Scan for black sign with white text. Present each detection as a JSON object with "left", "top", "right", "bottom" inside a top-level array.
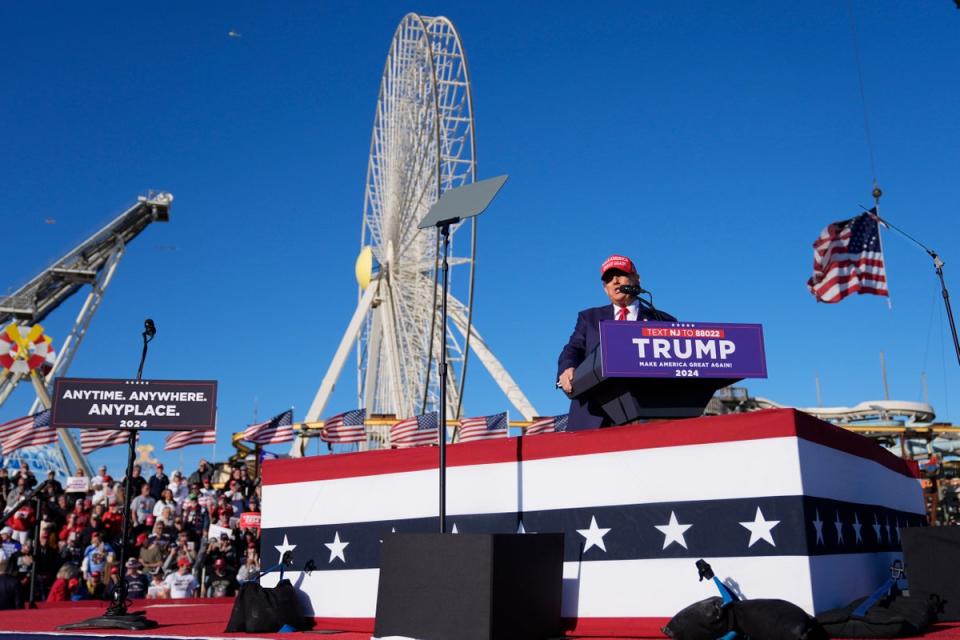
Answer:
[{"left": 51, "top": 378, "right": 217, "bottom": 431}]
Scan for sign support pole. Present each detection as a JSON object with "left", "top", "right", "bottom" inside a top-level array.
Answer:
[{"left": 58, "top": 320, "right": 158, "bottom": 631}]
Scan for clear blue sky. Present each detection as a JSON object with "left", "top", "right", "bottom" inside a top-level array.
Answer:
[{"left": 1, "top": 1, "right": 958, "bottom": 475}]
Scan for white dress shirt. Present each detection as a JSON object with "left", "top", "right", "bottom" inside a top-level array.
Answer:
[{"left": 612, "top": 299, "right": 642, "bottom": 321}]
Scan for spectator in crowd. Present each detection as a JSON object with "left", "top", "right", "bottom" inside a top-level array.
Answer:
[
  {"left": 138, "top": 535, "right": 164, "bottom": 574},
  {"left": 199, "top": 477, "right": 216, "bottom": 502},
  {"left": 148, "top": 463, "right": 168, "bottom": 500},
  {"left": 146, "top": 569, "right": 168, "bottom": 599},
  {"left": 16, "top": 463, "right": 37, "bottom": 490},
  {"left": 153, "top": 488, "right": 177, "bottom": 519},
  {"left": 82, "top": 570, "right": 105, "bottom": 599},
  {"left": 188, "top": 459, "right": 214, "bottom": 487},
  {"left": 0, "top": 467, "right": 10, "bottom": 502},
  {"left": 168, "top": 471, "right": 189, "bottom": 509},
  {"left": 46, "top": 562, "right": 80, "bottom": 602},
  {"left": 128, "top": 464, "right": 147, "bottom": 498},
  {"left": 124, "top": 558, "right": 149, "bottom": 600},
  {"left": 45, "top": 469, "right": 63, "bottom": 495},
  {"left": 205, "top": 557, "right": 237, "bottom": 597},
  {"left": 93, "top": 465, "right": 114, "bottom": 487},
  {"left": 165, "top": 556, "right": 198, "bottom": 599},
  {"left": 6, "top": 475, "right": 30, "bottom": 506},
  {"left": 0, "top": 549, "right": 22, "bottom": 610},
  {"left": 130, "top": 484, "right": 155, "bottom": 526},
  {"left": 101, "top": 500, "right": 124, "bottom": 540},
  {"left": 8, "top": 496, "right": 36, "bottom": 545}
]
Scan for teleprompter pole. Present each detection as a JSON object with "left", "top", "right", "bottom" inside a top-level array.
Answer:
[
  {"left": 437, "top": 223, "right": 451, "bottom": 533},
  {"left": 416, "top": 175, "right": 509, "bottom": 535}
]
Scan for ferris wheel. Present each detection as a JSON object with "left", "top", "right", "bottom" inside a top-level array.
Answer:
[{"left": 299, "top": 14, "right": 536, "bottom": 447}]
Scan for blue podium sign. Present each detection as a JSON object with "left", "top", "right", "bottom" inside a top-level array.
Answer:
[{"left": 600, "top": 321, "right": 767, "bottom": 379}]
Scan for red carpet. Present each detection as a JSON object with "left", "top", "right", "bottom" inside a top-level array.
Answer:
[{"left": 1, "top": 601, "right": 960, "bottom": 639}]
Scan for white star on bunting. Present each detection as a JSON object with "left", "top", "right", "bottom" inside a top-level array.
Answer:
[
  {"left": 739, "top": 507, "right": 779, "bottom": 547},
  {"left": 577, "top": 515, "right": 611, "bottom": 553},
  {"left": 834, "top": 512, "right": 844, "bottom": 544},
  {"left": 655, "top": 511, "right": 692, "bottom": 550},
  {"left": 873, "top": 514, "right": 883, "bottom": 542},
  {"left": 274, "top": 534, "right": 296, "bottom": 563},
  {"left": 853, "top": 513, "right": 863, "bottom": 544},
  {"left": 451, "top": 523, "right": 459, "bottom": 534},
  {"left": 812, "top": 509, "right": 825, "bottom": 545},
  {"left": 324, "top": 531, "right": 349, "bottom": 563}
]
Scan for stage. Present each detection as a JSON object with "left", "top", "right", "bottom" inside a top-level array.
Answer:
[{"left": 1, "top": 600, "right": 960, "bottom": 639}]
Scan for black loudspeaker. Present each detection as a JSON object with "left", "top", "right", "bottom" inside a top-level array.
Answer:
[
  {"left": 374, "top": 533, "right": 564, "bottom": 640},
  {"left": 902, "top": 526, "right": 960, "bottom": 621}
]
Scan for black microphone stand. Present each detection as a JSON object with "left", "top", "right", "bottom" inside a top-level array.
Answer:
[{"left": 58, "top": 320, "right": 158, "bottom": 631}]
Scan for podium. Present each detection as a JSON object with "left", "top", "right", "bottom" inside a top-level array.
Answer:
[{"left": 570, "top": 321, "right": 767, "bottom": 422}]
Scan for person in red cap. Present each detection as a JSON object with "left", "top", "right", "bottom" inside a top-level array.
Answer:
[{"left": 556, "top": 254, "right": 675, "bottom": 430}]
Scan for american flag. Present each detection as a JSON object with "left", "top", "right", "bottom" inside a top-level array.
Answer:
[
  {"left": 807, "top": 210, "right": 889, "bottom": 303},
  {"left": 0, "top": 409, "right": 57, "bottom": 454},
  {"left": 458, "top": 412, "right": 509, "bottom": 443},
  {"left": 81, "top": 429, "right": 134, "bottom": 454},
  {"left": 390, "top": 412, "right": 439, "bottom": 448},
  {"left": 165, "top": 428, "right": 216, "bottom": 451},
  {"left": 243, "top": 409, "right": 295, "bottom": 445},
  {"left": 321, "top": 409, "right": 366, "bottom": 444},
  {"left": 525, "top": 414, "right": 569, "bottom": 436}
]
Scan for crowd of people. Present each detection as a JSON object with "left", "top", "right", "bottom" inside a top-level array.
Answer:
[{"left": 0, "top": 458, "right": 261, "bottom": 606}]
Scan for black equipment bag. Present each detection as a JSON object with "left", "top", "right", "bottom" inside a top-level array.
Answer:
[
  {"left": 225, "top": 579, "right": 307, "bottom": 633},
  {"left": 731, "top": 598, "right": 825, "bottom": 640},
  {"left": 816, "top": 594, "right": 938, "bottom": 638},
  {"left": 662, "top": 596, "right": 733, "bottom": 640}
]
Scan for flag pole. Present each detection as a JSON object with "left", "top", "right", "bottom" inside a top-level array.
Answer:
[
  {"left": 872, "top": 186, "right": 893, "bottom": 310},
  {"left": 869, "top": 206, "right": 960, "bottom": 367}
]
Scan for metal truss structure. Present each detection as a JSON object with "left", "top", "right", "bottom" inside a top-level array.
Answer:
[
  {"left": 294, "top": 14, "right": 535, "bottom": 455},
  {"left": 0, "top": 192, "right": 172, "bottom": 475}
]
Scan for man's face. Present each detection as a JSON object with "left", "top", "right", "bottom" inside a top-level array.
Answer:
[{"left": 602, "top": 269, "right": 640, "bottom": 306}]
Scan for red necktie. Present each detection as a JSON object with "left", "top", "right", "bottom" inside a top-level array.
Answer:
[{"left": 618, "top": 306, "right": 629, "bottom": 321}]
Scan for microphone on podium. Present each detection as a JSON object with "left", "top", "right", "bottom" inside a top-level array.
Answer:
[{"left": 617, "top": 284, "right": 649, "bottom": 296}]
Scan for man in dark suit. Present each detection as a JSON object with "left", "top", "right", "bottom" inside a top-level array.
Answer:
[{"left": 557, "top": 254, "right": 675, "bottom": 430}]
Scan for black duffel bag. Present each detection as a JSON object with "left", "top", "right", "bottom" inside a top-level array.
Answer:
[
  {"left": 225, "top": 579, "right": 309, "bottom": 633},
  {"left": 732, "top": 598, "right": 826, "bottom": 640},
  {"left": 816, "top": 594, "right": 939, "bottom": 638},
  {"left": 662, "top": 596, "right": 734, "bottom": 640}
]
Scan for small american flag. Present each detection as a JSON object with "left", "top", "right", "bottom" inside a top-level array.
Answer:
[
  {"left": 321, "top": 409, "right": 366, "bottom": 444},
  {"left": 807, "top": 209, "right": 888, "bottom": 303},
  {"left": 243, "top": 409, "right": 295, "bottom": 445},
  {"left": 80, "top": 429, "right": 134, "bottom": 454},
  {"left": 458, "top": 412, "right": 509, "bottom": 443},
  {"left": 390, "top": 412, "right": 439, "bottom": 448},
  {"left": 165, "top": 428, "right": 216, "bottom": 451},
  {"left": 0, "top": 409, "right": 57, "bottom": 454},
  {"left": 525, "top": 414, "right": 569, "bottom": 436}
]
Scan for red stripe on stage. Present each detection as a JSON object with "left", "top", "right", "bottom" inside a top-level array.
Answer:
[
  {"left": 263, "top": 409, "right": 917, "bottom": 485},
  {"left": 310, "top": 616, "right": 672, "bottom": 637}
]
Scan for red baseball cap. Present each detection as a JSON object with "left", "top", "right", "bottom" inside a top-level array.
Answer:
[
  {"left": 600, "top": 254, "right": 636, "bottom": 278},
  {"left": 177, "top": 556, "right": 191, "bottom": 567}
]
